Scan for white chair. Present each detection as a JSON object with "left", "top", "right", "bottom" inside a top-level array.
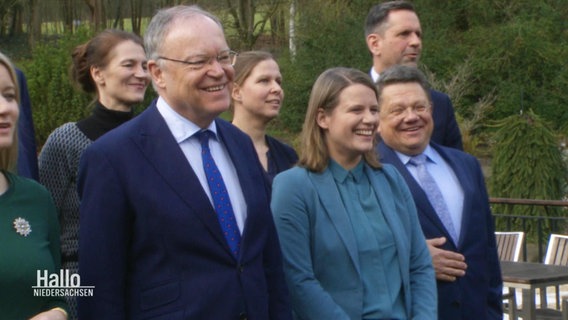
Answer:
[
  {"left": 496, "top": 231, "right": 525, "bottom": 319},
  {"left": 496, "top": 231, "right": 525, "bottom": 262},
  {"left": 540, "top": 234, "right": 568, "bottom": 310}
]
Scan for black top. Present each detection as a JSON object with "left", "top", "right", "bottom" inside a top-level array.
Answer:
[
  {"left": 266, "top": 135, "right": 298, "bottom": 181},
  {"left": 76, "top": 101, "right": 134, "bottom": 141}
]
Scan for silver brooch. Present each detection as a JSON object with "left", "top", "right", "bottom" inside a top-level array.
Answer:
[{"left": 13, "top": 217, "right": 32, "bottom": 237}]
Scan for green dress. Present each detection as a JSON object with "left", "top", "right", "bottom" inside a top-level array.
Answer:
[{"left": 0, "top": 171, "right": 68, "bottom": 319}]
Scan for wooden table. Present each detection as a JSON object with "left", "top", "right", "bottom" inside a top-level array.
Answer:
[{"left": 501, "top": 261, "right": 568, "bottom": 319}]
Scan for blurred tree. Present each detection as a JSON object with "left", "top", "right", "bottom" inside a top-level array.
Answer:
[
  {"left": 417, "top": 0, "right": 567, "bottom": 130},
  {"left": 269, "top": 0, "right": 287, "bottom": 48},
  {"left": 61, "top": 0, "right": 75, "bottom": 32},
  {"left": 9, "top": 0, "right": 23, "bottom": 36},
  {"left": 490, "top": 110, "right": 567, "bottom": 240},
  {"left": 0, "top": 0, "right": 18, "bottom": 36},
  {"left": 28, "top": 0, "right": 41, "bottom": 46},
  {"left": 223, "top": 0, "right": 285, "bottom": 50},
  {"left": 111, "top": 0, "right": 124, "bottom": 29},
  {"left": 21, "top": 29, "right": 93, "bottom": 147},
  {"left": 130, "top": 0, "right": 144, "bottom": 35},
  {"left": 423, "top": 60, "right": 496, "bottom": 157},
  {"left": 83, "top": 0, "right": 106, "bottom": 31},
  {"left": 277, "top": 0, "right": 374, "bottom": 132}
]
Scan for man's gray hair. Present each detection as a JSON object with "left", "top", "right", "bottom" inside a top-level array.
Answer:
[{"left": 144, "top": 5, "right": 223, "bottom": 61}]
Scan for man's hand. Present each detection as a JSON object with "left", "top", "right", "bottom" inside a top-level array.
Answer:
[{"left": 427, "top": 237, "right": 467, "bottom": 282}]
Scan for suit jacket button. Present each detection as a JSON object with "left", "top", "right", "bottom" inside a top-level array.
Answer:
[
  {"left": 239, "top": 312, "right": 247, "bottom": 320},
  {"left": 238, "top": 265, "right": 244, "bottom": 273}
]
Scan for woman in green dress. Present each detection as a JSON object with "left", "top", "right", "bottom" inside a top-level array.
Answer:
[{"left": 0, "top": 51, "right": 68, "bottom": 319}]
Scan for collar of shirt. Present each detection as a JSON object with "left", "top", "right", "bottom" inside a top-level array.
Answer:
[
  {"left": 395, "top": 145, "right": 441, "bottom": 167},
  {"left": 156, "top": 96, "right": 218, "bottom": 143},
  {"left": 155, "top": 96, "right": 247, "bottom": 233},
  {"left": 396, "top": 144, "right": 465, "bottom": 239},
  {"left": 370, "top": 67, "right": 380, "bottom": 83},
  {"left": 329, "top": 159, "right": 365, "bottom": 183}
]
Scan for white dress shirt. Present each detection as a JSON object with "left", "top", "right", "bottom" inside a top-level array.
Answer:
[
  {"left": 370, "top": 67, "right": 380, "bottom": 82},
  {"left": 156, "top": 97, "right": 247, "bottom": 234}
]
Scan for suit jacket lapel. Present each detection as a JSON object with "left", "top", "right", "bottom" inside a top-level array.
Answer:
[
  {"left": 432, "top": 144, "right": 472, "bottom": 246},
  {"left": 215, "top": 119, "right": 269, "bottom": 258},
  {"left": 131, "top": 104, "right": 229, "bottom": 251},
  {"left": 308, "top": 169, "right": 360, "bottom": 275},
  {"left": 378, "top": 142, "right": 456, "bottom": 246}
]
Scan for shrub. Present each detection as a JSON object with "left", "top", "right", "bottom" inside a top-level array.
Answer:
[
  {"left": 489, "top": 109, "right": 568, "bottom": 240},
  {"left": 20, "top": 29, "right": 93, "bottom": 148},
  {"left": 20, "top": 28, "right": 157, "bottom": 148}
]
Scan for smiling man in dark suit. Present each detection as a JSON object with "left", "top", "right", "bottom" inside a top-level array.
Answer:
[
  {"left": 77, "top": 5, "right": 291, "bottom": 320},
  {"left": 376, "top": 65, "right": 502, "bottom": 319},
  {"left": 365, "top": 0, "right": 463, "bottom": 150}
]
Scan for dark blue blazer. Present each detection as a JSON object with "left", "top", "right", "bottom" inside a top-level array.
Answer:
[
  {"left": 16, "top": 69, "right": 39, "bottom": 180},
  {"left": 378, "top": 142, "right": 502, "bottom": 320},
  {"left": 429, "top": 89, "right": 463, "bottom": 150},
  {"left": 77, "top": 101, "right": 291, "bottom": 320}
]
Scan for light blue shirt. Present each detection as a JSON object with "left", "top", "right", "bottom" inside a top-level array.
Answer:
[
  {"left": 329, "top": 160, "right": 406, "bottom": 319},
  {"left": 396, "top": 145, "right": 464, "bottom": 239},
  {"left": 156, "top": 97, "right": 247, "bottom": 233}
]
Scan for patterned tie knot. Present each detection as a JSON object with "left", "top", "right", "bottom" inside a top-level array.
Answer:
[
  {"left": 196, "top": 130, "right": 214, "bottom": 151},
  {"left": 409, "top": 154, "right": 427, "bottom": 166}
]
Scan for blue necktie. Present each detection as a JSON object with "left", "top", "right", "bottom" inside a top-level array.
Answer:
[
  {"left": 196, "top": 130, "right": 241, "bottom": 257},
  {"left": 409, "top": 154, "right": 458, "bottom": 243}
]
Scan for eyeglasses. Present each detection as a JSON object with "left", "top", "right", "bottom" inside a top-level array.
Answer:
[
  {"left": 157, "top": 50, "right": 238, "bottom": 70},
  {"left": 384, "top": 104, "right": 431, "bottom": 119}
]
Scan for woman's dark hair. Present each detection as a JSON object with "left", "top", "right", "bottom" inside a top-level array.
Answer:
[{"left": 70, "top": 29, "right": 144, "bottom": 94}]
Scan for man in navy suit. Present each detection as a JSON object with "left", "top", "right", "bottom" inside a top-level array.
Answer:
[
  {"left": 365, "top": 0, "right": 463, "bottom": 150},
  {"left": 376, "top": 65, "right": 502, "bottom": 319},
  {"left": 77, "top": 5, "right": 291, "bottom": 319}
]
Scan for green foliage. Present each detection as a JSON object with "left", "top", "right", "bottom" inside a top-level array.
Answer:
[
  {"left": 277, "top": 0, "right": 374, "bottom": 133},
  {"left": 19, "top": 28, "right": 158, "bottom": 148},
  {"left": 276, "top": 0, "right": 567, "bottom": 140},
  {"left": 20, "top": 29, "right": 93, "bottom": 148},
  {"left": 2, "top": 0, "right": 566, "bottom": 178},
  {"left": 466, "top": 19, "right": 567, "bottom": 125},
  {"left": 277, "top": 52, "right": 314, "bottom": 133},
  {"left": 423, "top": 60, "right": 496, "bottom": 158},
  {"left": 489, "top": 110, "right": 567, "bottom": 240},
  {"left": 418, "top": 0, "right": 568, "bottom": 129}
]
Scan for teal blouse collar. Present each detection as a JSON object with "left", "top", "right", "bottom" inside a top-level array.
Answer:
[{"left": 328, "top": 159, "right": 365, "bottom": 183}]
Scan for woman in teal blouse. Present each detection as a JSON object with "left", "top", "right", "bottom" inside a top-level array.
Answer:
[
  {"left": 271, "top": 67, "right": 436, "bottom": 319},
  {"left": 0, "top": 52, "right": 68, "bottom": 319}
]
